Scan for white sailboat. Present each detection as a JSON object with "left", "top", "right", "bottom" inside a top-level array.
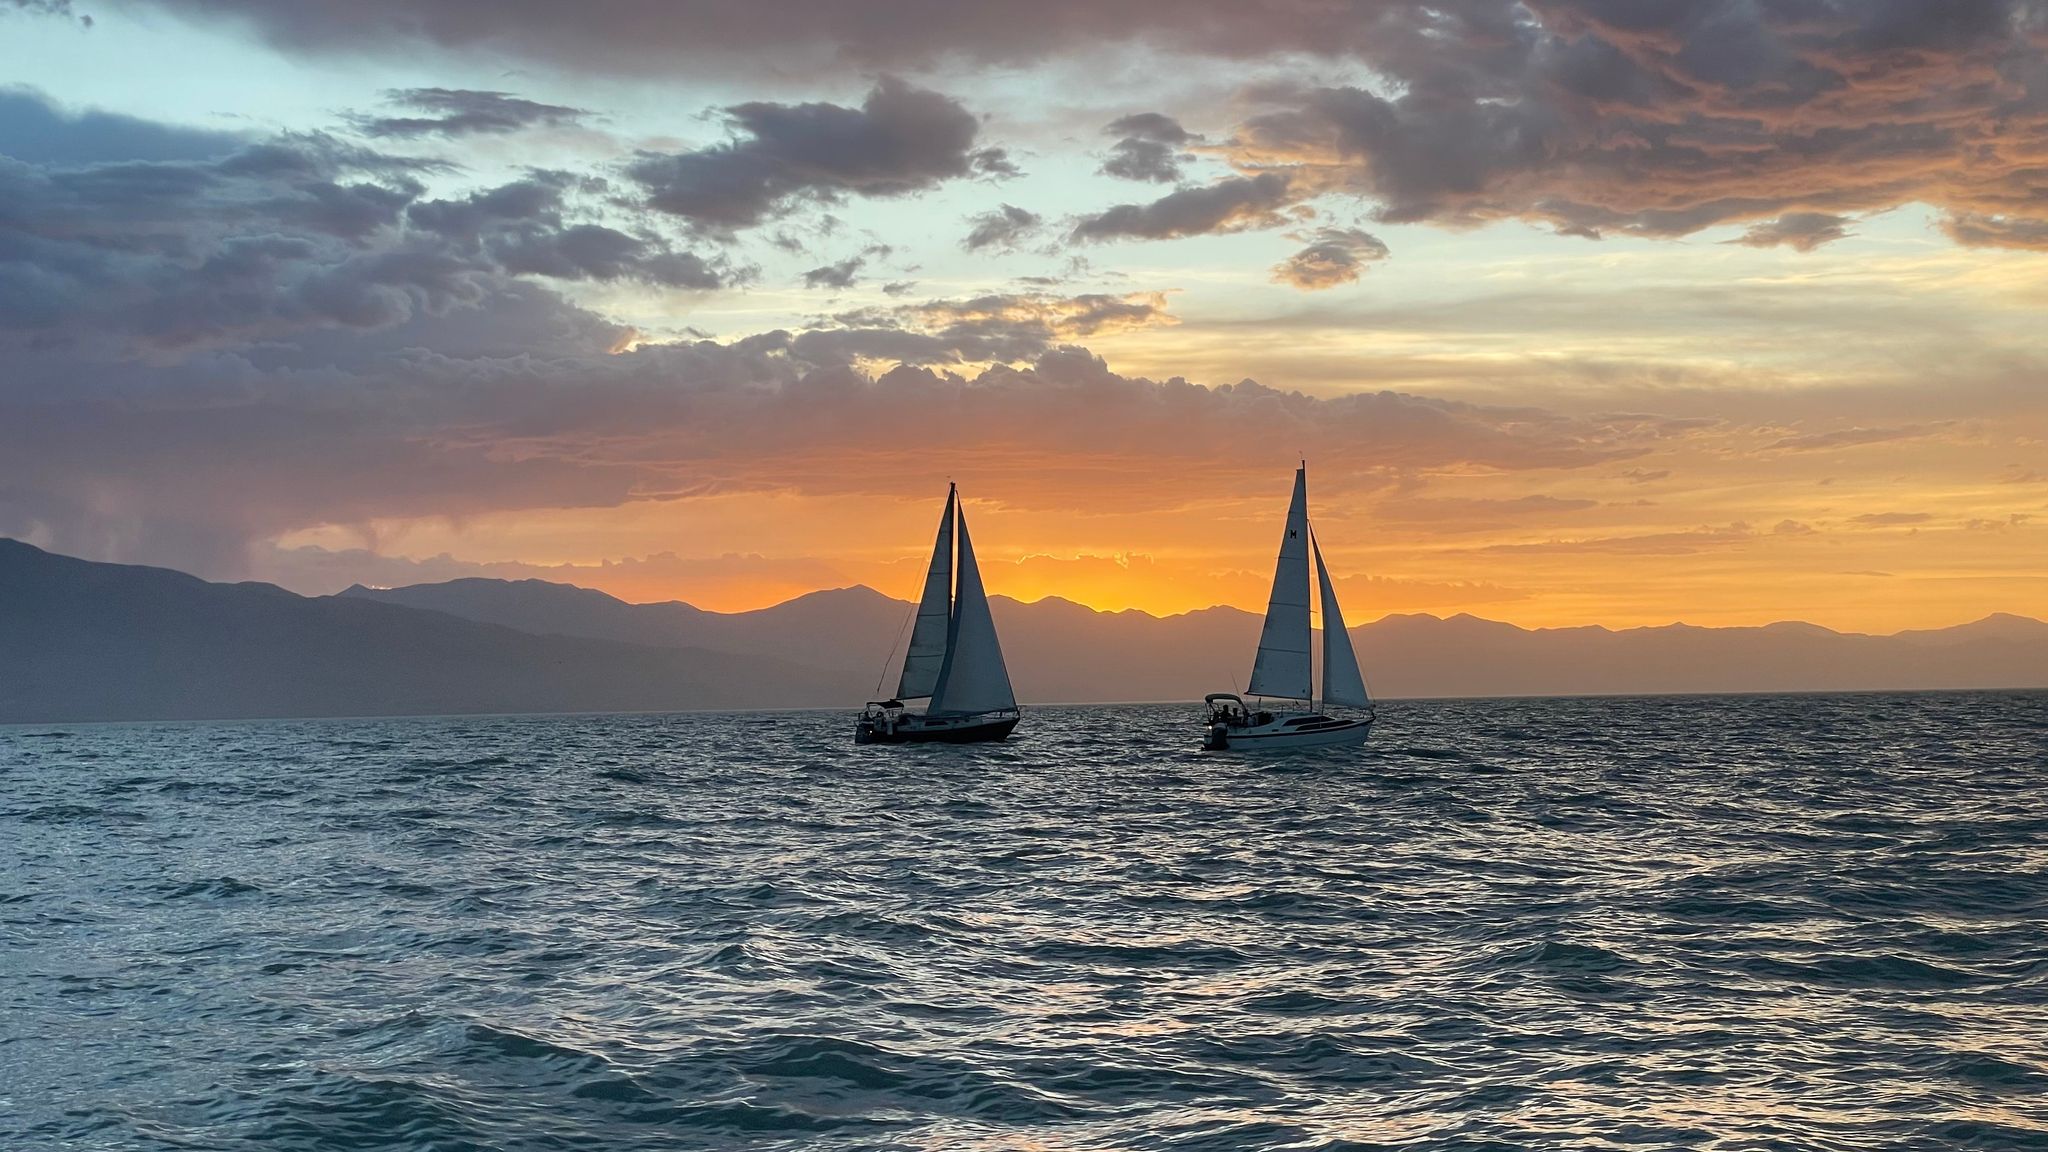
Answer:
[
  {"left": 1203, "top": 464, "right": 1376, "bottom": 751},
  {"left": 856, "top": 484, "right": 1021, "bottom": 745}
]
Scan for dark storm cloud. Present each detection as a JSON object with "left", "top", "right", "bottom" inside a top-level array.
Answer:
[
  {"left": 628, "top": 77, "right": 1003, "bottom": 233},
  {"left": 1271, "top": 227, "right": 1391, "bottom": 290},
  {"left": 962, "top": 203, "right": 1042, "bottom": 251},
  {"left": 355, "top": 87, "right": 587, "bottom": 138},
  {"left": 1100, "top": 113, "right": 1198, "bottom": 183},
  {"left": 1727, "top": 214, "right": 1855, "bottom": 253},
  {"left": 1070, "top": 172, "right": 1294, "bottom": 242}
]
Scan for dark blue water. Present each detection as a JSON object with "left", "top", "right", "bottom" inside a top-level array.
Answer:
[{"left": 4, "top": 693, "right": 2047, "bottom": 1150}]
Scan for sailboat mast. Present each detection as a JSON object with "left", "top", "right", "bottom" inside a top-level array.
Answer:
[{"left": 1307, "top": 464, "right": 1317, "bottom": 711}]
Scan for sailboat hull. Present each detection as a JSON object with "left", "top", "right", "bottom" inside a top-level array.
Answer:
[
  {"left": 1203, "top": 712, "right": 1373, "bottom": 752},
  {"left": 856, "top": 712, "right": 1019, "bottom": 745}
]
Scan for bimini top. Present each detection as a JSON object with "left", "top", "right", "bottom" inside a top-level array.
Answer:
[{"left": 1204, "top": 693, "right": 1246, "bottom": 706}]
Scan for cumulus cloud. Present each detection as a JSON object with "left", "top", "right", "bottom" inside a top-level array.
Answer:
[
  {"left": 0, "top": 86, "right": 244, "bottom": 163},
  {"left": 354, "top": 87, "right": 587, "bottom": 138},
  {"left": 0, "top": 92, "right": 733, "bottom": 353},
  {"left": 1944, "top": 213, "right": 2048, "bottom": 251},
  {"left": 40, "top": 3, "right": 2048, "bottom": 248},
  {"left": 962, "top": 203, "right": 1042, "bottom": 251},
  {"left": 799, "top": 290, "right": 1178, "bottom": 365},
  {"left": 628, "top": 76, "right": 1005, "bottom": 233},
  {"left": 1220, "top": 1, "right": 2048, "bottom": 245},
  {"left": 40, "top": 1, "right": 1538, "bottom": 71},
  {"left": 1100, "top": 112, "right": 1197, "bottom": 183},
  {"left": 1071, "top": 172, "right": 1295, "bottom": 242},
  {"left": 1728, "top": 213, "right": 1855, "bottom": 253},
  {"left": 1271, "top": 226, "right": 1390, "bottom": 290}
]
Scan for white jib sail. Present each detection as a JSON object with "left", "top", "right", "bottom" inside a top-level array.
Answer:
[
  {"left": 894, "top": 485, "right": 956, "bottom": 700},
  {"left": 1312, "top": 530, "right": 1370, "bottom": 709},
  {"left": 927, "top": 505, "right": 1017, "bottom": 716},
  {"left": 1247, "top": 466, "right": 1313, "bottom": 702}
]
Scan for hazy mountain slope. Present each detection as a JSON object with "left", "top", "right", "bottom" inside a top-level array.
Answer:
[
  {"left": 340, "top": 579, "right": 900, "bottom": 677},
  {"left": 0, "top": 541, "right": 860, "bottom": 722},
  {"left": 1358, "top": 613, "right": 2048, "bottom": 698},
  {"left": 342, "top": 572, "right": 2048, "bottom": 701}
]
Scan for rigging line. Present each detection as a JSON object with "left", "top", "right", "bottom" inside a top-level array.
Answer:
[{"left": 873, "top": 587, "right": 919, "bottom": 698}]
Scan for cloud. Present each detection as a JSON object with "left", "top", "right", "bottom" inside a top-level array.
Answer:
[
  {"left": 1071, "top": 172, "right": 1294, "bottom": 242},
  {"left": 2, "top": 263, "right": 1691, "bottom": 579},
  {"left": 628, "top": 76, "right": 1003, "bottom": 233},
  {"left": 1766, "top": 424, "right": 1950, "bottom": 452},
  {"left": 962, "top": 203, "right": 1042, "bottom": 251},
  {"left": 1222, "top": 1, "right": 2048, "bottom": 244},
  {"left": 1851, "top": 512, "right": 1933, "bottom": 526},
  {"left": 0, "top": 94, "right": 733, "bottom": 354},
  {"left": 353, "top": 87, "right": 587, "bottom": 138},
  {"left": 1943, "top": 213, "right": 2048, "bottom": 251},
  {"left": 802, "top": 256, "right": 863, "bottom": 289},
  {"left": 30, "top": 1, "right": 1528, "bottom": 71},
  {"left": 1271, "top": 226, "right": 1390, "bottom": 290},
  {"left": 1371, "top": 493, "right": 1599, "bottom": 530},
  {"left": 1772, "top": 520, "right": 1817, "bottom": 536},
  {"left": 1100, "top": 112, "right": 1197, "bottom": 183},
  {"left": 49, "top": 3, "right": 2048, "bottom": 250},
  {"left": 0, "top": 85, "right": 244, "bottom": 164},
  {"left": 1481, "top": 524, "right": 1757, "bottom": 555},
  {"left": 1728, "top": 213, "right": 1855, "bottom": 253},
  {"left": 808, "top": 290, "right": 1178, "bottom": 364}
]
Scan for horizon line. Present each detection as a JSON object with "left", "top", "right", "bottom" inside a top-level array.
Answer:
[{"left": 8, "top": 537, "right": 2042, "bottom": 641}]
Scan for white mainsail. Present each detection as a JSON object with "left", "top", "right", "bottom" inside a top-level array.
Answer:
[
  {"left": 1313, "top": 530, "right": 1370, "bottom": 708},
  {"left": 1247, "top": 466, "right": 1313, "bottom": 701},
  {"left": 927, "top": 506, "right": 1017, "bottom": 716},
  {"left": 894, "top": 485, "right": 956, "bottom": 701}
]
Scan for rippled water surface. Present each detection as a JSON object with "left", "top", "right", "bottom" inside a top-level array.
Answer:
[{"left": 5, "top": 693, "right": 2048, "bottom": 1150}]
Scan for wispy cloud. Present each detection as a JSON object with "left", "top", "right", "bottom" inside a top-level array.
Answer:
[{"left": 1767, "top": 425, "right": 1950, "bottom": 453}]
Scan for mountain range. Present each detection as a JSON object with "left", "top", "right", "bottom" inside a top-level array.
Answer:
[{"left": 3, "top": 537, "right": 2045, "bottom": 723}]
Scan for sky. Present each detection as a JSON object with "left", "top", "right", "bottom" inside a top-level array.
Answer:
[{"left": 3, "top": 0, "right": 2045, "bottom": 632}]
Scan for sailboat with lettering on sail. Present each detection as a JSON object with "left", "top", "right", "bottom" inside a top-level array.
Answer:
[
  {"left": 856, "top": 483, "right": 1021, "bottom": 744},
  {"left": 1202, "top": 464, "right": 1375, "bottom": 751}
]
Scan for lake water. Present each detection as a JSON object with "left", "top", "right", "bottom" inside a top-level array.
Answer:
[{"left": 4, "top": 693, "right": 2047, "bottom": 1150}]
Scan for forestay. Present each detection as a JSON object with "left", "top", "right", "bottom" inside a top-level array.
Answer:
[
  {"left": 1247, "top": 466, "right": 1313, "bottom": 701},
  {"left": 927, "top": 507, "right": 1016, "bottom": 716}
]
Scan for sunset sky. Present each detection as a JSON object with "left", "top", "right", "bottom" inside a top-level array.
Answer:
[{"left": 4, "top": 1, "right": 2045, "bottom": 631}]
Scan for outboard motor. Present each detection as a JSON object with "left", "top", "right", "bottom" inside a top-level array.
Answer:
[{"left": 1204, "top": 721, "right": 1230, "bottom": 751}]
